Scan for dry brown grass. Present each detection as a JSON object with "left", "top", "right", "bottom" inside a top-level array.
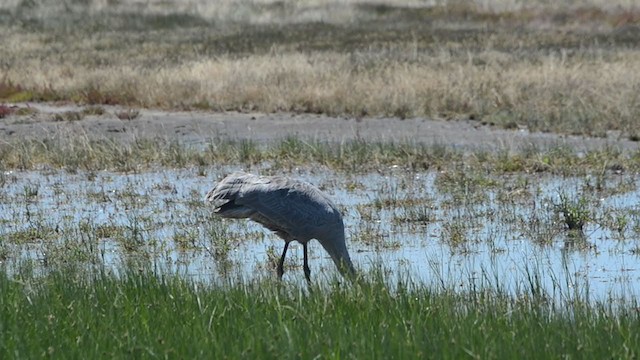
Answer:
[
  {"left": 1, "top": 0, "right": 639, "bottom": 136},
  {"left": 2, "top": 1, "right": 638, "bottom": 22}
]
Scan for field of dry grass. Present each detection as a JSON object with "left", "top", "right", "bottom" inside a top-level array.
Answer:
[{"left": 1, "top": 0, "right": 639, "bottom": 137}]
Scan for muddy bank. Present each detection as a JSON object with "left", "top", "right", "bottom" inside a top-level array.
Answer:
[{"left": 1, "top": 103, "right": 637, "bottom": 153}]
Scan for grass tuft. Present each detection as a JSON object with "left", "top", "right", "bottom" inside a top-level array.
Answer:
[{"left": 555, "top": 192, "right": 592, "bottom": 232}]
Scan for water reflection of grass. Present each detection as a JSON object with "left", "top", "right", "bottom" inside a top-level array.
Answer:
[{"left": 1, "top": 266, "right": 638, "bottom": 358}]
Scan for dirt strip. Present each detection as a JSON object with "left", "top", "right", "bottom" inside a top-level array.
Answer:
[{"left": 1, "top": 104, "right": 637, "bottom": 153}]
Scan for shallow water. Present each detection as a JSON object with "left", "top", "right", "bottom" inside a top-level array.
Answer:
[{"left": 1, "top": 167, "right": 639, "bottom": 303}]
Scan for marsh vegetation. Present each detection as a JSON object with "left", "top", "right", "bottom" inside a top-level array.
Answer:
[
  {"left": 2, "top": 0, "right": 640, "bottom": 357},
  {"left": 2, "top": 146, "right": 640, "bottom": 357}
]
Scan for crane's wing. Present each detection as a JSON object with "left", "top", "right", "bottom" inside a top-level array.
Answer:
[
  {"left": 242, "top": 181, "right": 330, "bottom": 231},
  {"left": 206, "top": 172, "right": 341, "bottom": 241}
]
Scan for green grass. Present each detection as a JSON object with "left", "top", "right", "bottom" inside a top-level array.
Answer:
[
  {"left": 1, "top": 136, "right": 638, "bottom": 175},
  {"left": 0, "top": 266, "right": 638, "bottom": 359}
]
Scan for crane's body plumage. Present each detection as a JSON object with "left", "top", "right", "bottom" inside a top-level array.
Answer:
[{"left": 205, "top": 172, "right": 355, "bottom": 281}]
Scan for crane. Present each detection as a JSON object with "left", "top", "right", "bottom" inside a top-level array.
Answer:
[{"left": 205, "top": 171, "right": 355, "bottom": 282}]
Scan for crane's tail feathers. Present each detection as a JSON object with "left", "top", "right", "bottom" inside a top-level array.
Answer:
[
  {"left": 205, "top": 174, "right": 259, "bottom": 219},
  {"left": 205, "top": 171, "right": 254, "bottom": 203},
  {"left": 213, "top": 201, "right": 254, "bottom": 219},
  {"left": 204, "top": 183, "right": 237, "bottom": 203},
  {"left": 204, "top": 186, "right": 218, "bottom": 203}
]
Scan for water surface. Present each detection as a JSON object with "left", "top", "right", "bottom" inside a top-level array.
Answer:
[{"left": 1, "top": 167, "right": 639, "bottom": 303}]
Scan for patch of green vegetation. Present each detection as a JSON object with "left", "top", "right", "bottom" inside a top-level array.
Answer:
[
  {"left": 1, "top": 267, "right": 638, "bottom": 359},
  {"left": 81, "top": 105, "right": 106, "bottom": 116},
  {"left": 201, "top": 216, "right": 238, "bottom": 268},
  {"left": 555, "top": 192, "right": 593, "bottom": 233},
  {"left": 0, "top": 81, "right": 61, "bottom": 102},
  {"left": 86, "top": 189, "right": 111, "bottom": 203},
  {"left": 601, "top": 210, "right": 631, "bottom": 238},
  {"left": 115, "top": 108, "right": 140, "bottom": 120},
  {"left": 0, "top": 241, "right": 10, "bottom": 261},
  {"left": 172, "top": 228, "right": 198, "bottom": 251},
  {"left": 94, "top": 224, "right": 125, "bottom": 240},
  {"left": 6, "top": 91, "right": 36, "bottom": 103},
  {"left": 52, "top": 111, "right": 84, "bottom": 122},
  {"left": 351, "top": 204, "right": 395, "bottom": 249},
  {"left": 14, "top": 106, "right": 38, "bottom": 116},
  {"left": 1, "top": 136, "right": 639, "bottom": 176},
  {"left": 371, "top": 192, "right": 426, "bottom": 211},
  {"left": 22, "top": 183, "right": 38, "bottom": 200},
  {"left": 6, "top": 226, "right": 56, "bottom": 244},
  {"left": 393, "top": 204, "right": 435, "bottom": 226},
  {"left": 441, "top": 216, "right": 471, "bottom": 249},
  {"left": 0, "top": 81, "right": 26, "bottom": 100}
]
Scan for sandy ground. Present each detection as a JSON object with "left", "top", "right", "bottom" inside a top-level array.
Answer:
[{"left": 1, "top": 103, "right": 638, "bottom": 153}]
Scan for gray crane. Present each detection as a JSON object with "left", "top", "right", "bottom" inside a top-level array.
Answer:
[{"left": 205, "top": 171, "right": 355, "bottom": 282}]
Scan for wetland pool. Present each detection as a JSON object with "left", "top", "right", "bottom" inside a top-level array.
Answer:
[{"left": 1, "top": 167, "right": 639, "bottom": 303}]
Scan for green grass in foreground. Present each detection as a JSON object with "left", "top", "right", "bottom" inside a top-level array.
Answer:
[{"left": 0, "top": 267, "right": 638, "bottom": 359}]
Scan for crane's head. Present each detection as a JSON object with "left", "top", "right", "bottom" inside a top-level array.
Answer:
[{"left": 317, "top": 222, "right": 356, "bottom": 280}]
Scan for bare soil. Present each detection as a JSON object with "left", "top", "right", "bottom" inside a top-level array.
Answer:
[{"left": 1, "top": 103, "right": 638, "bottom": 153}]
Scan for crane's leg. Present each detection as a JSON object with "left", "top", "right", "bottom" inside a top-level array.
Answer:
[
  {"left": 303, "top": 242, "right": 311, "bottom": 284},
  {"left": 277, "top": 242, "right": 290, "bottom": 279}
]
